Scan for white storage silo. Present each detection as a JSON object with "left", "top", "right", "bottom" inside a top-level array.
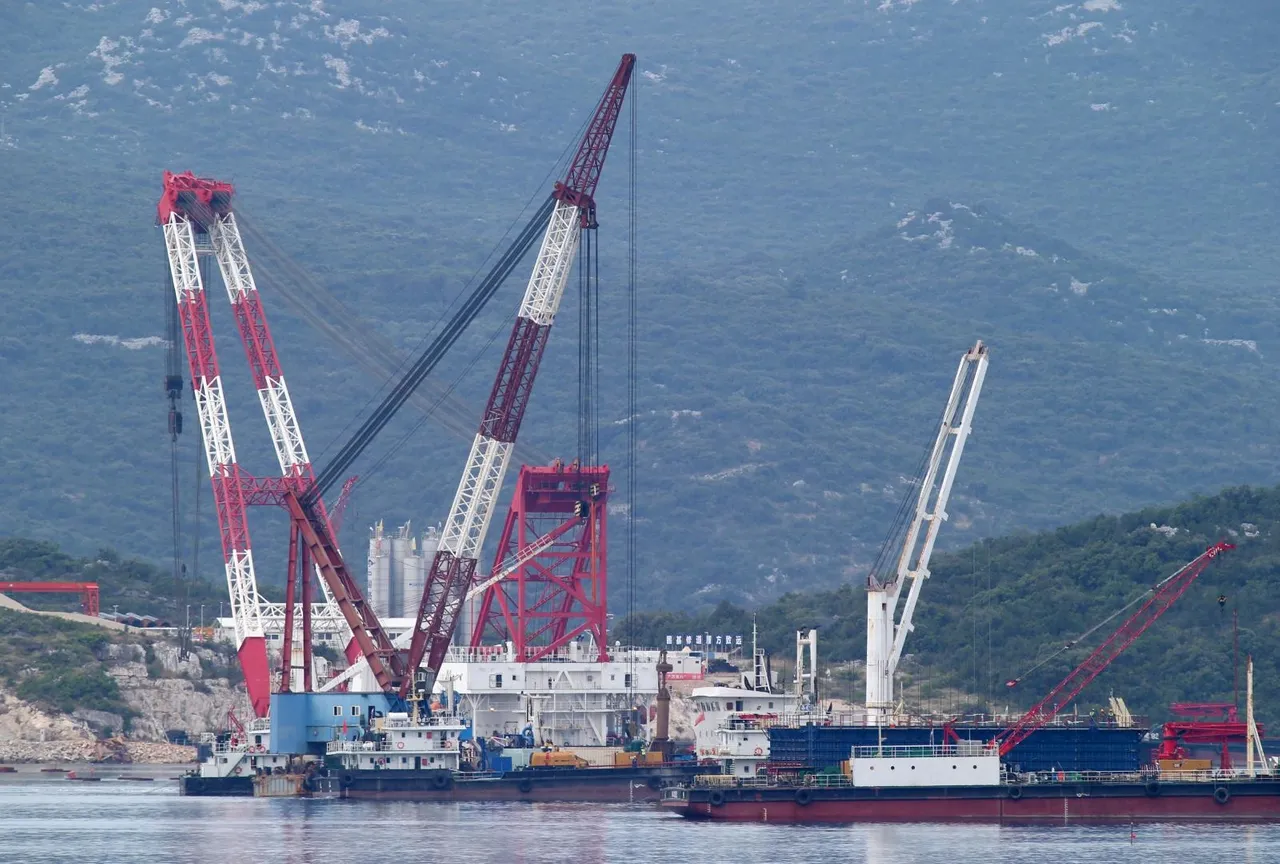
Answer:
[
  {"left": 366, "top": 521, "right": 392, "bottom": 619},
  {"left": 390, "top": 523, "right": 413, "bottom": 617},
  {"left": 402, "top": 547, "right": 425, "bottom": 620}
]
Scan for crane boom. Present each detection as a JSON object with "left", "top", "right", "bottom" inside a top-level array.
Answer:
[
  {"left": 865, "top": 340, "right": 989, "bottom": 724},
  {"left": 993, "top": 541, "right": 1234, "bottom": 758},
  {"left": 161, "top": 175, "right": 269, "bottom": 715},
  {"left": 400, "top": 54, "right": 636, "bottom": 698}
]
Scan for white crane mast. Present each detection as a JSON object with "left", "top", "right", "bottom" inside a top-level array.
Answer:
[{"left": 864, "top": 340, "right": 989, "bottom": 725}]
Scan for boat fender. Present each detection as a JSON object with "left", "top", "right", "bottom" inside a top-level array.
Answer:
[
  {"left": 708, "top": 789, "right": 726, "bottom": 808},
  {"left": 431, "top": 772, "right": 452, "bottom": 791},
  {"left": 754, "top": 747, "right": 763, "bottom": 757},
  {"left": 1007, "top": 784, "right": 1023, "bottom": 801},
  {"left": 339, "top": 771, "right": 355, "bottom": 789},
  {"left": 518, "top": 777, "right": 534, "bottom": 794},
  {"left": 1144, "top": 779, "right": 1160, "bottom": 797},
  {"left": 795, "top": 789, "right": 813, "bottom": 807},
  {"left": 1214, "top": 786, "right": 1230, "bottom": 805}
]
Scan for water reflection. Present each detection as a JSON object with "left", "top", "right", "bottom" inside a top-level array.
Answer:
[{"left": 2, "top": 778, "right": 1277, "bottom": 864}]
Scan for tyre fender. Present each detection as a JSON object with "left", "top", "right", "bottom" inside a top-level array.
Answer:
[
  {"left": 1214, "top": 786, "right": 1231, "bottom": 805},
  {"left": 708, "top": 789, "right": 726, "bottom": 807}
]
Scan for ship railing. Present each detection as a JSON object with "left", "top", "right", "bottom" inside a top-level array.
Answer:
[
  {"left": 208, "top": 738, "right": 272, "bottom": 756},
  {"left": 326, "top": 739, "right": 459, "bottom": 754},
  {"left": 851, "top": 744, "right": 995, "bottom": 759},
  {"left": 693, "top": 774, "right": 856, "bottom": 789},
  {"left": 382, "top": 716, "right": 466, "bottom": 730},
  {"left": 762, "top": 712, "right": 1150, "bottom": 731},
  {"left": 1012, "top": 768, "right": 1276, "bottom": 785}
]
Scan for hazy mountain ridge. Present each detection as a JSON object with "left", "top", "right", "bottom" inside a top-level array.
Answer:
[{"left": 0, "top": 0, "right": 1276, "bottom": 607}]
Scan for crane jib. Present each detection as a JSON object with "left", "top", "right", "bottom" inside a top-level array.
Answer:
[
  {"left": 994, "top": 541, "right": 1235, "bottom": 757},
  {"left": 397, "top": 54, "right": 636, "bottom": 698}
]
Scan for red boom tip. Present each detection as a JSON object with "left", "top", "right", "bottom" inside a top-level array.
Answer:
[{"left": 157, "top": 169, "right": 236, "bottom": 228}]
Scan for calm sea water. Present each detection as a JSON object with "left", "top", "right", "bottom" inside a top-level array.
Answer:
[{"left": 4, "top": 774, "right": 1280, "bottom": 864}]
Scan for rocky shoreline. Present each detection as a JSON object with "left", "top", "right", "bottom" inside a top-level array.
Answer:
[{"left": 0, "top": 641, "right": 249, "bottom": 765}]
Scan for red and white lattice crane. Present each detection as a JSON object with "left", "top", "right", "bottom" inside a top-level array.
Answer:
[
  {"left": 159, "top": 171, "right": 347, "bottom": 714},
  {"left": 400, "top": 55, "right": 636, "bottom": 697},
  {"left": 991, "top": 541, "right": 1234, "bottom": 758}
]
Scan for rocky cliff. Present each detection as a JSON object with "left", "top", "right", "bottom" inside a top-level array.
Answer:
[{"left": 0, "top": 639, "right": 249, "bottom": 764}]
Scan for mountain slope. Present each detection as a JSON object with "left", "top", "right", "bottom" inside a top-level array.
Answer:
[
  {"left": 622, "top": 484, "right": 1280, "bottom": 723},
  {"left": 0, "top": 1, "right": 1276, "bottom": 606}
]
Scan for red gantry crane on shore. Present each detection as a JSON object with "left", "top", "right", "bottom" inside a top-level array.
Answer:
[{"left": 990, "top": 541, "right": 1234, "bottom": 758}]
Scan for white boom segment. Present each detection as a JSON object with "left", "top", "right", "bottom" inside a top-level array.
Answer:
[
  {"left": 208, "top": 213, "right": 343, "bottom": 632},
  {"left": 163, "top": 215, "right": 266, "bottom": 651},
  {"left": 864, "top": 340, "right": 989, "bottom": 725},
  {"left": 210, "top": 213, "right": 311, "bottom": 476}
]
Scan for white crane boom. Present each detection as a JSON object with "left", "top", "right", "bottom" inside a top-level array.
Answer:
[{"left": 864, "top": 340, "right": 989, "bottom": 725}]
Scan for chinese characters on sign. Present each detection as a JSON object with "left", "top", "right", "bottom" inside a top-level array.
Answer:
[{"left": 665, "top": 634, "right": 743, "bottom": 649}]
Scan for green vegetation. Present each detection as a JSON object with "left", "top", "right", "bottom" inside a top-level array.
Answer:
[
  {"left": 622, "top": 485, "right": 1280, "bottom": 723},
  {"left": 0, "top": 609, "right": 132, "bottom": 721},
  {"left": 0, "top": 539, "right": 228, "bottom": 620}
]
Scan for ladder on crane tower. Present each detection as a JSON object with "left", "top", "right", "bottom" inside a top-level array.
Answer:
[{"left": 864, "top": 340, "right": 989, "bottom": 725}]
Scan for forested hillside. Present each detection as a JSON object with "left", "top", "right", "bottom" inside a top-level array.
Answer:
[
  {"left": 622, "top": 485, "right": 1280, "bottom": 723},
  {"left": 0, "top": 1, "right": 1277, "bottom": 606},
  {"left": 0, "top": 539, "right": 226, "bottom": 620}
]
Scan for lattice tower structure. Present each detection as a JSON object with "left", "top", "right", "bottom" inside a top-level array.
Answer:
[{"left": 468, "top": 462, "right": 610, "bottom": 661}]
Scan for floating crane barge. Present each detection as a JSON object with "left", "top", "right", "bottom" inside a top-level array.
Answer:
[{"left": 664, "top": 542, "right": 1280, "bottom": 823}]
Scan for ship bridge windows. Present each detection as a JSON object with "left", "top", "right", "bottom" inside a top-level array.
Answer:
[{"left": 332, "top": 706, "right": 342, "bottom": 717}]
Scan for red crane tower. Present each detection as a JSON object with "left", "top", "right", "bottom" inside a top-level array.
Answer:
[
  {"left": 468, "top": 460, "right": 611, "bottom": 661},
  {"left": 991, "top": 541, "right": 1234, "bottom": 758}
]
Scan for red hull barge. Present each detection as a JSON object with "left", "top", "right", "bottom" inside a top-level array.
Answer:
[{"left": 664, "top": 778, "right": 1280, "bottom": 824}]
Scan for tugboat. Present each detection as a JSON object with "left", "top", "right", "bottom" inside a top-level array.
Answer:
[{"left": 179, "top": 713, "right": 290, "bottom": 796}]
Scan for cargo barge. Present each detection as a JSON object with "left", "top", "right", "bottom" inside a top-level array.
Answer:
[{"left": 663, "top": 744, "right": 1280, "bottom": 823}]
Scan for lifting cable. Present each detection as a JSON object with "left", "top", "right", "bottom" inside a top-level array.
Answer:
[
  {"left": 1005, "top": 558, "right": 1198, "bottom": 688},
  {"left": 625, "top": 76, "right": 638, "bottom": 704},
  {"left": 306, "top": 195, "right": 554, "bottom": 505}
]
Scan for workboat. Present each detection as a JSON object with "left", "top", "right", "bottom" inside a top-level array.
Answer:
[
  {"left": 182, "top": 654, "right": 708, "bottom": 800},
  {"left": 179, "top": 716, "right": 292, "bottom": 796},
  {"left": 663, "top": 743, "right": 1280, "bottom": 823}
]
